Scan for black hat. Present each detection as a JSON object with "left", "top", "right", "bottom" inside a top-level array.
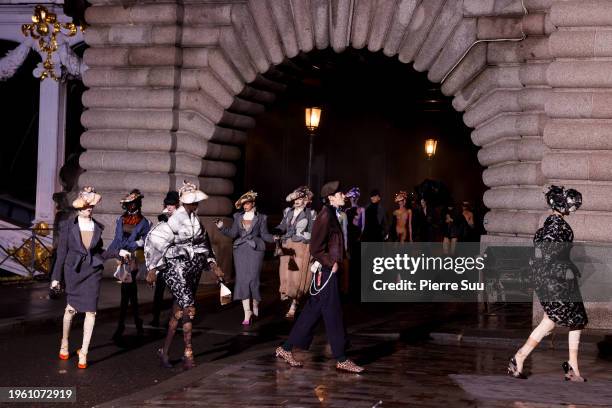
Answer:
[
  {"left": 163, "top": 191, "right": 180, "bottom": 206},
  {"left": 320, "top": 181, "right": 341, "bottom": 198},
  {"left": 545, "top": 185, "right": 582, "bottom": 214}
]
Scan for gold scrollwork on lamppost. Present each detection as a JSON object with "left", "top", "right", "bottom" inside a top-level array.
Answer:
[{"left": 21, "top": 5, "right": 78, "bottom": 81}]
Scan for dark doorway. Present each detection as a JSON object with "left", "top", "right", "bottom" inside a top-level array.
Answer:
[{"left": 241, "top": 49, "right": 486, "bottom": 223}]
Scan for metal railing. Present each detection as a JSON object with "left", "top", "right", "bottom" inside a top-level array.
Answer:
[{"left": 0, "top": 225, "right": 53, "bottom": 277}]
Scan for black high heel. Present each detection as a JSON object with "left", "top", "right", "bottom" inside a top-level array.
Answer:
[
  {"left": 507, "top": 357, "right": 527, "bottom": 379},
  {"left": 562, "top": 361, "right": 587, "bottom": 382}
]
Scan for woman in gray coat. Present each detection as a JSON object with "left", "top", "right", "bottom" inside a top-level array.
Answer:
[
  {"left": 50, "top": 187, "right": 128, "bottom": 369},
  {"left": 216, "top": 190, "right": 274, "bottom": 325}
]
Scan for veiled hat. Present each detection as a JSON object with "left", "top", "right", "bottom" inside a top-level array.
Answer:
[
  {"left": 72, "top": 186, "right": 101, "bottom": 209},
  {"left": 179, "top": 181, "right": 208, "bottom": 204},
  {"left": 235, "top": 190, "right": 258, "bottom": 209}
]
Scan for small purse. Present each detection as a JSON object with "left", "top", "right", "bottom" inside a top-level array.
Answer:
[
  {"left": 219, "top": 279, "right": 232, "bottom": 305},
  {"left": 49, "top": 284, "right": 64, "bottom": 300}
]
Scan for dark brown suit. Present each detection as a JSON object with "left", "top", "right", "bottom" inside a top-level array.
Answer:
[{"left": 309, "top": 205, "right": 345, "bottom": 268}]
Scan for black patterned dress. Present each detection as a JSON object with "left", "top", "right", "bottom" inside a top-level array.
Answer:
[{"left": 532, "top": 214, "right": 588, "bottom": 329}]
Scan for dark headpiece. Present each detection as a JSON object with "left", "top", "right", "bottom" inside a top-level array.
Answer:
[
  {"left": 545, "top": 185, "right": 582, "bottom": 214},
  {"left": 320, "top": 181, "right": 341, "bottom": 198},
  {"left": 163, "top": 191, "right": 179, "bottom": 206}
]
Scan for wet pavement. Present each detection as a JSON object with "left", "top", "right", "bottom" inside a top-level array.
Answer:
[
  {"left": 2, "top": 269, "right": 612, "bottom": 407},
  {"left": 100, "top": 333, "right": 612, "bottom": 408}
]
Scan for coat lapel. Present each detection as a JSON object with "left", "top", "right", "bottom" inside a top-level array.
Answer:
[
  {"left": 91, "top": 222, "right": 102, "bottom": 250},
  {"left": 71, "top": 220, "right": 88, "bottom": 254}
]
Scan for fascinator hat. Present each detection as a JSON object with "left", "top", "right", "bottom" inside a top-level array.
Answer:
[
  {"left": 179, "top": 181, "right": 208, "bottom": 204},
  {"left": 72, "top": 186, "right": 101, "bottom": 209},
  {"left": 345, "top": 187, "right": 361, "bottom": 199},
  {"left": 545, "top": 185, "right": 582, "bottom": 214}
]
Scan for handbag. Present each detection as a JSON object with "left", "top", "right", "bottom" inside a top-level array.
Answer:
[
  {"left": 218, "top": 279, "right": 232, "bottom": 305},
  {"left": 49, "top": 284, "right": 64, "bottom": 300},
  {"left": 113, "top": 262, "right": 132, "bottom": 283}
]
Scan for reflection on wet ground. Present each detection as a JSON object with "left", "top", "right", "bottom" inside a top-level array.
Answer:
[{"left": 120, "top": 333, "right": 612, "bottom": 408}]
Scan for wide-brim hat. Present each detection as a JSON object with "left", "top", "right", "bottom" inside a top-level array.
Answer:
[
  {"left": 179, "top": 181, "right": 208, "bottom": 204},
  {"left": 72, "top": 186, "right": 101, "bottom": 209},
  {"left": 235, "top": 190, "right": 257, "bottom": 209},
  {"left": 320, "top": 181, "right": 341, "bottom": 198},
  {"left": 120, "top": 189, "right": 144, "bottom": 203},
  {"left": 286, "top": 186, "right": 313, "bottom": 202}
]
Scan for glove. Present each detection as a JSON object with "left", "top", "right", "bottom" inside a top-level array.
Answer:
[
  {"left": 119, "top": 249, "right": 131, "bottom": 259},
  {"left": 135, "top": 238, "right": 145, "bottom": 247},
  {"left": 51, "top": 280, "right": 60, "bottom": 289},
  {"left": 215, "top": 220, "right": 224, "bottom": 229}
]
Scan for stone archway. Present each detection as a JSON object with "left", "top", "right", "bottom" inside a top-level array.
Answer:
[{"left": 79, "top": 1, "right": 612, "bottom": 304}]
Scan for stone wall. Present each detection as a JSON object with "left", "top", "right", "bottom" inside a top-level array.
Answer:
[{"left": 80, "top": 0, "right": 612, "bottom": 325}]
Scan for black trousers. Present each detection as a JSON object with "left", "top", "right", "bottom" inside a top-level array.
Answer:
[
  {"left": 118, "top": 270, "right": 140, "bottom": 326},
  {"left": 287, "top": 267, "right": 346, "bottom": 359}
]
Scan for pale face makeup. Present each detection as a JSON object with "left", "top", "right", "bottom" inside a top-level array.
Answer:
[
  {"left": 243, "top": 201, "right": 254, "bottom": 212},
  {"left": 329, "top": 192, "right": 346, "bottom": 208},
  {"left": 293, "top": 197, "right": 306, "bottom": 209},
  {"left": 165, "top": 204, "right": 178, "bottom": 215}
]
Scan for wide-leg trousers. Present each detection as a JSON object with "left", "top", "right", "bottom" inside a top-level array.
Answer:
[{"left": 287, "top": 266, "right": 346, "bottom": 359}]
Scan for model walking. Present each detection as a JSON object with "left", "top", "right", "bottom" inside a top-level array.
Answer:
[
  {"left": 109, "top": 189, "right": 151, "bottom": 342},
  {"left": 508, "top": 185, "right": 587, "bottom": 381},
  {"left": 216, "top": 190, "right": 274, "bottom": 325},
  {"left": 145, "top": 181, "right": 222, "bottom": 369},
  {"left": 275, "top": 181, "right": 364, "bottom": 373},
  {"left": 390, "top": 191, "right": 412, "bottom": 242},
  {"left": 51, "top": 187, "right": 128, "bottom": 368},
  {"left": 149, "top": 191, "right": 179, "bottom": 327},
  {"left": 276, "top": 186, "right": 316, "bottom": 319}
]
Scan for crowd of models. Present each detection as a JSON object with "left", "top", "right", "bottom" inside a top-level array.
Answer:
[{"left": 50, "top": 182, "right": 588, "bottom": 378}]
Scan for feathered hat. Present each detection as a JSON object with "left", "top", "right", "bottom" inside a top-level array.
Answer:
[
  {"left": 72, "top": 186, "right": 101, "bottom": 209},
  {"left": 235, "top": 190, "right": 258, "bottom": 209},
  {"left": 179, "top": 181, "right": 208, "bottom": 204}
]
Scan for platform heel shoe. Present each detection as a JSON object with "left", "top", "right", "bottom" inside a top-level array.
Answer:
[
  {"left": 562, "top": 361, "right": 587, "bottom": 382},
  {"left": 507, "top": 357, "right": 527, "bottom": 379},
  {"left": 59, "top": 339, "right": 69, "bottom": 360},
  {"left": 77, "top": 349, "right": 87, "bottom": 369}
]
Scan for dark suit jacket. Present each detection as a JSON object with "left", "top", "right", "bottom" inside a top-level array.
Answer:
[
  {"left": 310, "top": 205, "right": 345, "bottom": 269},
  {"left": 51, "top": 217, "right": 119, "bottom": 311}
]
